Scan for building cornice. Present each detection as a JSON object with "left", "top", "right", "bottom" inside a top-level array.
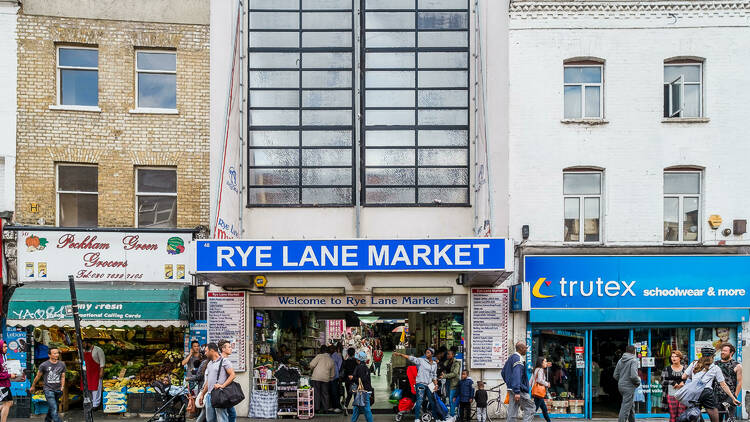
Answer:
[{"left": 510, "top": 0, "right": 750, "bottom": 18}]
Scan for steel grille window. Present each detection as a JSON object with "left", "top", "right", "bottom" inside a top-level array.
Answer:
[
  {"left": 248, "top": 0, "right": 355, "bottom": 205},
  {"left": 363, "top": 0, "right": 470, "bottom": 205},
  {"left": 247, "top": 0, "right": 470, "bottom": 206}
]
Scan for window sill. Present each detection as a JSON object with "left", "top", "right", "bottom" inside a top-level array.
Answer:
[
  {"left": 129, "top": 108, "right": 179, "bottom": 115},
  {"left": 661, "top": 117, "right": 710, "bottom": 124},
  {"left": 48, "top": 104, "right": 101, "bottom": 112},
  {"left": 561, "top": 119, "right": 609, "bottom": 125}
]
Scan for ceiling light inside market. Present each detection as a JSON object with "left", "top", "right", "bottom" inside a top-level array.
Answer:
[
  {"left": 358, "top": 316, "right": 379, "bottom": 323},
  {"left": 354, "top": 311, "right": 373, "bottom": 315}
]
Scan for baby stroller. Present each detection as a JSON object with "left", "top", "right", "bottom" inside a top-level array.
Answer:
[
  {"left": 147, "top": 380, "right": 189, "bottom": 422},
  {"left": 394, "top": 366, "right": 448, "bottom": 422}
]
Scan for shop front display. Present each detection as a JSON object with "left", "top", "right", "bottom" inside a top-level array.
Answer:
[{"left": 524, "top": 254, "right": 750, "bottom": 419}]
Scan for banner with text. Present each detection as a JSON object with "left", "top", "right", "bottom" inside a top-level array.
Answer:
[
  {"left": 525, "top": 255, "right": 750, "bottom": 309},
  {"left": 17, "top": 230, "right": 192, "bottom": 282},
  {"left": 470, "top": 289, "right": 509, "bottom": 368},
  {"left": 196, "top": 238, "right": 511, "bottom": 273},
  {"left": 208, "top": 292, "right": 246, "bottom": 371},
  {"left": 247, "top": 294, "right": 466, "bottom": 309}
]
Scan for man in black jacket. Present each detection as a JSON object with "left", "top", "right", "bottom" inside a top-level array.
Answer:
[
  {"left": 342, "top": 347, "right": 358, "bottom": 409},
  {"left": 502, "top": 342, "right": 534, "bottom": 422}
]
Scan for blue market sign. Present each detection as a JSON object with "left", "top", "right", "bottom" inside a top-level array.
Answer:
[
  {"left": 196, "top": 238, "right": 510, "bottom": 273},
  {"left": 525, "top": 255, "right": 750, "bottom": 309}
]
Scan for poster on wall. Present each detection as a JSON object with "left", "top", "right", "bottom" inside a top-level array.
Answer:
[
  {"left": 470, "top": 288, "right": 509, "bottom": 368},
  {"left": 326, "top": 320, "right": 345, "bottom": 343},
  {"left": 4, "top": 327, "right": 29, "bottom": 397},
  {"left": 16, "top": 230, "right": 192, "bottom": 282},
  {"left": 208, "top": 292, "right": 246, "bottom": 371},
  {"left": 184, "top": 320, "right": 208, "bottom": 355}
]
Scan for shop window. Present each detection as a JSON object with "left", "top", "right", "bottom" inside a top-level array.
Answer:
[
  {"left": 57, "top": 46, "right": 99, "bottom": 107},
  {"left": 136, "top": 167, "right": 177, "bottom": 228},
  {"left": 135, "top": 50, "right": 177, "bottom": 110},
  {"left": 563, "top": 171, "right": 602, "bottom": 243},
  {"left": 532, "top": 329, "right": 586, "bottom": 415},
  {"left": 663, "top": 171, "right": 701, "bottom": 242},
  {"left": 564, "top": 60, "right": 603, "bottom": 119},
  {"left": 57, "top": 164, "right": 98, "bottom": 227},
  {"left": 664, "top": 60, "right": 702, "bottom": 118},
  {"left": 695, "top": 327, "right": 736, "bottom": 358}
]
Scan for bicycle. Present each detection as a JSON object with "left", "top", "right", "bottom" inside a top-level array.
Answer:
[
  {"left": 470, "top": 382, "right": 507, "bottom": 422},
  {"left": 718, "top": 400, "right": 737, "bottom": 422}
]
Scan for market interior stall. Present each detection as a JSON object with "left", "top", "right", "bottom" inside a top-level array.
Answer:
[{"left": 250, "top": 310, "right": 465, "bottom": 415}]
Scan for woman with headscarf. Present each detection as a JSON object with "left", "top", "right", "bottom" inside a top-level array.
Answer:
[{"left": 0, "top": 341, "right": 17, "bottom": 422}]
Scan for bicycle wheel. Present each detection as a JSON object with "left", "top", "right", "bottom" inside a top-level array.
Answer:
[{"left": 487, "top": 398, "right": 507, "bottom": 421}]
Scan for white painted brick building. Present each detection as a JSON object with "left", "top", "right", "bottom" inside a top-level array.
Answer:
[{"left": 0, "top": 0, "right": 17, "bottom": 214}]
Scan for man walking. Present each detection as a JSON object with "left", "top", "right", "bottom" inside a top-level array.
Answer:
[
  {"left": 714, "top": 342, "right": 742, "bottom": 422},
  {"left": 309, "top": 345, "right": 335, "bottom": 414},
  {"left": 198, "top": 342, "right": 236, "bottom": 422},
  {"left": 329, "top": 345, "right": 343, "bottom": 413},
  {"left": 183, "top": 340, "right": 202, "bottom": 391},
  {"left": 82, "top": 340, "right": 105, "bottom": 410},
  {"left": 30, "top": 348, "right": 65, "bottom": 422},
  {"left": 218, "top": 340, "right": 237, "bottom": 422},
  {"left": 614, "top": 345, "right": 640, "bottom": 422},
  {"left": 393, "top": 348, "right": 438, "bottom": 422},
  {"left": 502, "top": 342, "right": 535, "bottom": 422}
]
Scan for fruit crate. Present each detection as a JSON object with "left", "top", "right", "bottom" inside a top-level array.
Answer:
[
  {"left": 10, "top": 396, "right": 31, "bottom": 418},
  {"left": 141, "top": 392, "right": 160, "bottom": 413}
]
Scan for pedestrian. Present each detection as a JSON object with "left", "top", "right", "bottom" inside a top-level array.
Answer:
[
  {"left": 614, "top": 345, "right": 640, "bottom": 422},
  {"left": 218, "top": 341, "right": 237, "bottom": 422},
  {"left": 198, "top": 342, "right": 236, "bottom": 422},
  {"left": 0, "top": 341, "right": 16, "bottom": 422},
  {"left": 342, "top": 347, "right": 358, "bottom": 409},
  {"left": 502, "top": 342, "right": 535, "bottom": 422},
  {"left": 373, "top": 346, "right": 384, "bottom": 376},
  {"left": 183, "top": 341, "right": 202, "bottom": 392},
  {"left": 457, "top": 370, "right": 474, "bottom": 422},
  {"left": 442, "top": 349, "right": 461, "bottom": 416},
  {"left": 82, "top": 339, "right": 105, "bottom": 410},
  {"left": 661, "top": 350, "right": 686, "bottom": 422},
  {"left": 351, "top": 351, "right": 374, "bottom": 422},
  {"left": 310, "top": 345, "right": 335, "bottom": 414},
  {"left": 682, "top": 346, "right": 740, "bottom": 422},
  {"left": 187, "top": 353, "right": 210, "bottom": 422},
  {"left": 329, "top": 344, "right": 344, "bottom": 413},
  {"left": 392, "top": 349, "right": 438, "bottom": 422},
  {"left": 474, "top": 382, "right": 488, "bottom": 422},
  {"left": 714, "top": 343, "right": 742, "bottom": 422},
  {"left": 30, "top": 347, "right": 65, "bottom": 422},
  {"left": 530, "top": 357, "right": 551, "bottom": 422}
]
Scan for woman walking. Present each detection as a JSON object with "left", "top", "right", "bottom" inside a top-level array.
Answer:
[
  {"left": 0, "top": 341, "right": 16, "bottom": 422},
  {"left": 531, "top": 357, "right": 551, "bottom": 422},
  {"left": 662, "top": 350, "right": 686, "bottom": 422},
  {"left": 351, "top": 351, "right": 374, "bottom": 422},
  {"left": 682, "top": 347, "right": 740, "bottom": 422}
]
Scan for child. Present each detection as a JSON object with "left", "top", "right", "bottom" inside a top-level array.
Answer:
[
  {"left": 474, "top": 381, "right": 488, "bottom": 422},
  {"left": 457, "top": 370, "right": 474, "bottom": 422}
]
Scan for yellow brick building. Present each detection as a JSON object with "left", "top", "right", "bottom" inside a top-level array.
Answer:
[{"left": 15, "top": 0, "right": 209, "bottom": 229}]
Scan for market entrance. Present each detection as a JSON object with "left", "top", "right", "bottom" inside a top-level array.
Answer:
[
  {"left": 590, "top": 329, "right": 628, "bottom": 418},
  {"left": 252, "top": 309, "right": 465, "bottom": 413}
]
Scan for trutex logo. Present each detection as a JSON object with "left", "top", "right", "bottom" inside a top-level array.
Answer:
[{"left": 532, "top": 277, "right": 637, "bottom": 299}]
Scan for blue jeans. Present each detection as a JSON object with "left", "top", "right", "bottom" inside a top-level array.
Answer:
[
  {"left": 351, "top": 396, "right": 373, "bottom": 422},
  {"left": 415, "top": 384, "right": 437, "bottom": 421},
  {"left": 205, "top": 392, "right": 229, "bottom": 422},
  {"left": 449, "top": 388, "right": 458, "bottom": 416},
  {"left": 44, "top": 390, "right": 62, "bottom": 422},
  {"left": 534, "top": 397, "right": 551, "bottom": 422},
  {"left": 227, "top": 406, "right": 236, "bottom": 422}
]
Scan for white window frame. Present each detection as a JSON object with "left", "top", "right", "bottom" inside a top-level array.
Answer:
[
  {"left": 56, "top": 46, "right": 98, "bottom": 108},
  {"left": 563, "top": 64, "right": 604, "bottom": 119},
  {"left": 134, "top": 49, "right": 178, "bottom": 112},
  {"left": 56, "top": 163, "right": 98, "bottom": 227},
  {"left": 135, "top": 167, "right": 178, "bottom": 228},
  {"left": 563, "top": 171, "right": 603, "bottom": 244},
  {"left": 663, "top": 170, "right": 702, "bottom": 243},
  {"left": 664, "top": 62, "right": 702, "bottom": 118}
]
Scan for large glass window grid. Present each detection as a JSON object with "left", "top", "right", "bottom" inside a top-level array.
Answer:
[
  {"left": 363, "top": 0, "right": 470, "bottom": 205},
  {"left": 248, "top": 0, "right": 356, "bottom": 205},
  {"left": 663, "top": 171, "right": 701, "bottom": 242}
]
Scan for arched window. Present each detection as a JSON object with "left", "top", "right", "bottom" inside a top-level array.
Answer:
[
  {"left": 563, "top": 58, "right": 605, "bottom": 119},
  {"left": 663, "top": 57, "right": 704, "bottom": 118}
]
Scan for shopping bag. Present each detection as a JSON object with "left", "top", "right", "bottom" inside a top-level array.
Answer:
[
  {"left": 674, "top": 378, "right": 706, "bottom": 407},
  {"left": 531, "top": 383, "right": 547, "bottom": 399},
  {"left": 353, "top": 379, "right": 371, "bottom": 407}
]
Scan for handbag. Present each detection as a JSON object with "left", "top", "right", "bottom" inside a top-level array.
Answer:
[
  {"left": 674, "top": 377, "right": 705, "bottom": 406},
  {"left": 504, "top": 391, "right": 510, "bottom": 404},
  {"left": 353, "top": 379, "right": 371, "bottom": 407},
  {"left": 531, "top": 369, "right": 547, "bottom": 398},
  {"left": 210, "top": 358, "right": 246, "bottom": 408},
  {"left": 186, "top": 395, "right": 197, "bottom": 416},
  {"left": 195, "top": 390, "right": 206, "bottom": 409}
]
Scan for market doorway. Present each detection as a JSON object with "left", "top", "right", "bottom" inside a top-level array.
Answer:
[
  {"left": 591, "top": 329, "right": 629, "bottom": 418},
  {"left": 252, "top": 309, "right": 465, "bottom": 413}
]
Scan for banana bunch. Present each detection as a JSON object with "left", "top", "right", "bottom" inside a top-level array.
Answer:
[{"left": 164, "top": 350, "right": 182, "bottom": 363}]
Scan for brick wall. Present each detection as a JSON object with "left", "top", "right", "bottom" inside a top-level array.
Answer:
[{"left": 15, "top": 14, "right": 209, "bottom": 228}]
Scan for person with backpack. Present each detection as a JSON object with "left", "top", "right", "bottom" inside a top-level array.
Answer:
[
  {"left": 351, "top": 351, "right": 374, "bottom": 422},
  {"left": 682, "top": 347, "right": 740, "bottom": 422},
  {"left": 502, "top": 342, "right": 535, "bottom": 422},
  {"left": 713, "top": 343, "right": 742, "bottom": 422},
  {"left": 614, "top": 345, "right": 640, "bottom": 422},
  {"left": 198, "top": 342, "right": 236, "bottom": 422}
]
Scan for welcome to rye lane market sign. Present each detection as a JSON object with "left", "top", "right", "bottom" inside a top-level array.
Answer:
[
  {"left": 17, "top": 230, "right": 192, "bottom": 282},
  {"left": 247, "top": 294, "right": 467, "bottom": 308},
  {"left": 196, "top": 238, "right": 510, "bottom": 272}
]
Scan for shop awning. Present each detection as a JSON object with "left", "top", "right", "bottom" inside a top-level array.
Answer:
[{"left": 7, "top": 283, "right": 188, "bottom": 328}]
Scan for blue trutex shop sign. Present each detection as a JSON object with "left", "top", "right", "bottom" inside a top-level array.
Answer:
[{"left": 196, "top": 238, "right": 512, "bottom": 273}]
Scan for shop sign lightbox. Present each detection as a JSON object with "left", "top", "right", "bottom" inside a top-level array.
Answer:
[
  {"left": 196, "top": 238, "right": 511, "bottom": 273},
  {"left": 16, "top": 230, "right": 193, "bottom": 282},
  {"left": 525, "top": 255, "right": 750, "bottom": 309}
]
